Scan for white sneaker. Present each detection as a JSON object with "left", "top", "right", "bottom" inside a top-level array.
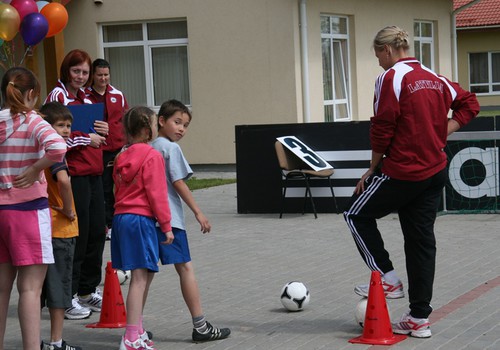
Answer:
[
  {"left": 64, "top": 297, "right": 91, "bottom": 320},
  {"left": 392, "top": 311, "right": 432, "bottom": 338},
  {"left": 119, "top": 337, "right": 154, "bottom": 350},
  {"left": 105, "top": 227, "right": 112, "bottom": 240},
  {"left": 354, "top": 278, "right": 404, "bottom": 299},
  {"left": 78, "top": 290, "right": 102, "bottom": 312}
]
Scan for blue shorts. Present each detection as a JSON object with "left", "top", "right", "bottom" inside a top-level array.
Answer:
[
  {"left": 111, "top": 214, "right": 159, "bottom": 272},
  {"left": 157, "top": 227, "right": 192, "bottom": 265}
]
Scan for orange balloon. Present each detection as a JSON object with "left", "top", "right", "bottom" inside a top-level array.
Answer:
[
  {"left": 40, "top": 2, "right": 68, "bottom": 37},
  {"left": 0, "top": 3, "right": 20, "bottom": 41}
]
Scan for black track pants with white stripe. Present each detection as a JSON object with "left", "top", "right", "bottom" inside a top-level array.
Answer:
[{"left": 344, "top": 168, "right": 447, "bottom": 318}]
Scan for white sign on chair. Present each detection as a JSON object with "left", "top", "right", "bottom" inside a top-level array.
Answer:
[{"left": 276, "top": 136, "right": 333, "bottom": 172}]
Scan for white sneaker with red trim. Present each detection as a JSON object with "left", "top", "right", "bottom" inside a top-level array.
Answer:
[
  {"left": 392, "top": 311, "right": 432, "bottom": 338},
  {"left": 354, "top": 278, "right": 404, "bottom": 299}
]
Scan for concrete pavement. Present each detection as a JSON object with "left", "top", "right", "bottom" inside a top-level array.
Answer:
[{"left": 3, "top": 178, "right": 500, "bottom": 349}]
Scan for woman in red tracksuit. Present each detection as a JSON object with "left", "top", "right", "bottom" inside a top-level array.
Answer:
[
  {"left": 86, "top": 59, "right": 129, "bottom": 234},
  {"left": 343, "top": 26, "right": 480, "bottom": 338},
  {"left": 45, "top": 49, "right": 108, "bottom": 319}
]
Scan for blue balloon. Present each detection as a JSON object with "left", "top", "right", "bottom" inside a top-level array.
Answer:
[
  {"left": 20, "top": 12, "right": 48, "bottom": 46},
  {"left": 36, "top": 1, "right": 49, "bottom": 12}
]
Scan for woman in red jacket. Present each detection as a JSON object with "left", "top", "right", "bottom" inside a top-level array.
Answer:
[
  {"left": 86, "top": 58, "right": 129, "bottom": 239},
  {"left": 344, "top": 26, "right": 480, "bottom": 338}
]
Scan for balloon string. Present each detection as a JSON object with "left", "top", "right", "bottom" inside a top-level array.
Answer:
[
  {"left": 2, "top": 42, "right": 13, "bottom": 68},
  {"left": 19, "top": 46, "right": 32, "bottom": 66},
  {"left": 0, "top": 45, "right": 7, "bottom": 71}
]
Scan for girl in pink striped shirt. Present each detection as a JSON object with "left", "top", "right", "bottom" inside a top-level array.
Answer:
[{"left": 0, "top": 67, "right": 66, "bottom": 350}]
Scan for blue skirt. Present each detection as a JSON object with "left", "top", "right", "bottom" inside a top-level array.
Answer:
[{"left": 111, "top": 214, "right": 159, "bottom": 272}]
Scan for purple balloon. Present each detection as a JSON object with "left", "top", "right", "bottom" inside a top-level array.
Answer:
[{"left": 20, "top": 12, "right": 48, "bottom": 46}]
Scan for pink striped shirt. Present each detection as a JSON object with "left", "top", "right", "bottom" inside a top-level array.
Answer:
[{"left": 0, "top": 109, "right": 66, "bottom": 205}]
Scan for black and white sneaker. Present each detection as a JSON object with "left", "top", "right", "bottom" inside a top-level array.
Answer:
[
  {"left": 78, "top": 289, "right": 102, "bottom": 312},
  {"left": 64, "top": 297, "right": 91, "bottom": 320},
  {"left": 42, "top": 340, "right": 82, "bottom": 350},
  {"left": 192, "top": 321, "right": 231, "bottom": 342}
]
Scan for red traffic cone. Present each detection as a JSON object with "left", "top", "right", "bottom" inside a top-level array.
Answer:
[
  {"left": 349, "top": 271, "right": 407, "bottom": 345},
  {"left": 87, "top": 261, "right": 127, "bottom": 328}
]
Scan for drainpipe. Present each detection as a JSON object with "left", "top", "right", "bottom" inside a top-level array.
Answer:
[
  {"left": 299, "top": 0, "right": 310, "bottom": 123},
  {"left": 452, "top": 0, "right": 482, "bottom": 82}
]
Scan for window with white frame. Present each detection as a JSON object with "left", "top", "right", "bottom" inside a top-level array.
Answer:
[
  {"left": 414, "top": 21, "right": 434, "bottom": 70},
  {"left": 321, "top": 15, "right": 351, "bottom": 122},
  {"left": 469, "top": 52, "right": 500, "bottom": 94},
  {"left": 101, "top": 20, "right": 190, "bottom": 107}
]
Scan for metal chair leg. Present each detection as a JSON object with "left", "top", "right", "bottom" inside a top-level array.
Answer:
[
  {"left": 280, "top": 176, "right": 288, "bottom": 219},
  {"left": 328, "top": 177, "right": 339, "bottom": 214},
  {"left": 304, "top": 176, "right": 318, "bottom": 219}
]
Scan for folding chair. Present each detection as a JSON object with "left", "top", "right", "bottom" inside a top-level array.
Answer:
[{"left": 274, "top": 141, "right": 338, "bottom": 218}]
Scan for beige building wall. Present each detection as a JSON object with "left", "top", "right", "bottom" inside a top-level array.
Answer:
[
  {"left": 457, "top": 29, "right": 500, "bottom": 108},
  {"left": 305, "top": 0, "right": 453, "bottom": 123},
  {"left": 61, "top": 0, "right": 453, "bottom": 164}
]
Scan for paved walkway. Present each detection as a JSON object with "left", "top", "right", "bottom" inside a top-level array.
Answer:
[{"left": 4, "top": 177, "right": 500, "bottom": 349}]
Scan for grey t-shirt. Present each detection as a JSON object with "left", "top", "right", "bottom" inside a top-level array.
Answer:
[{"left": 151, "top": 137, "right": 193, "bottom": 230}]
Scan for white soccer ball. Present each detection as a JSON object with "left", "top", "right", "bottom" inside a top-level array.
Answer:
[
  {"left": 355, "top": 298, "right": 390, "bottom": 328},
  {"left": 116, "top": 269, "right": 131, "bottom": 285},
  {"left": 354, "top": 298, "right": 368, "bottom": 328},
  {"left": 280, "top": 281, "right": 310, "bottom": 311}
]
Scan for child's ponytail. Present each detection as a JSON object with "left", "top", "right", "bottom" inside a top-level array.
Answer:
[{"left": 1, "top": 67, "right": 41, "bottom": 114}]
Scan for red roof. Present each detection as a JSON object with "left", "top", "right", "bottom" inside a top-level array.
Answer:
[{"left": 454, "top": 0, "right": 500, "bottom": 27}]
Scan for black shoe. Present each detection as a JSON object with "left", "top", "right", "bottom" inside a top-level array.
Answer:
[
  {"left": 42, "top": 340, "right": 82, "bottom": 350},
  {"left": 192, "top": 321, "right": 231, "bottom": 342},
  {"left": 146, "top": 331, "right": 153, "bottom": 340}
]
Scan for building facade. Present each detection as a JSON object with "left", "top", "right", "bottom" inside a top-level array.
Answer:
[
  {"left": 455, "top": 0, "right": 500, "bottom": 112},
  {"left": 37, "top": 0, "right": 454, "bottom": 164}
]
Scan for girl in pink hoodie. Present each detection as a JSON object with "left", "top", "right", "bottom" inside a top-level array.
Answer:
[{"left": 112, "top": 106, "right": 173, "bottom": 350}]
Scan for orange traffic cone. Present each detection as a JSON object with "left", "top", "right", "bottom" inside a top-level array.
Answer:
[
  {"left": 87, "top": 261, "right": 127, "bottom": 328},
  {"left": 349, "top": 271, "right": 407, "bottom": 345}
]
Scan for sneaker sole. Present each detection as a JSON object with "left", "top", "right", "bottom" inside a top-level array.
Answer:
[
  {"left": 64, "top": 312, "right": 91, "bottom": 320},
  {"left": 192, "top": 329, "right": 231, "bottom": 342},
  {"left": 393, "top": 329, "right": 432, "bottom": 338}
]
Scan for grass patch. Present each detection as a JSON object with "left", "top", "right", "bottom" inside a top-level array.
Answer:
[
  {"left": 186, "top": 177, "right": 236, "bottom": 191},
  {"left": 478, "top": 110, "right": 500, "bottom": 117}
]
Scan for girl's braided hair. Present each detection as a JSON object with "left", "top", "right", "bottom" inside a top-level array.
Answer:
[{"left": 123, "top": 106, "right": 155, "bottom": 143}]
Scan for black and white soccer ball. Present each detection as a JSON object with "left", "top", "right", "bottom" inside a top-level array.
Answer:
[
  {"left": 280, "top": 281, "right": 310, "bottom": 311},
  {"left": 354, "top": 298, "right": 368, "bottom": 328},
  {"left": 116, "top": 269, "right": 131, "bottom": 285},
  {"left": 354, "top": 297, "right": 390, "bottom": 328}
]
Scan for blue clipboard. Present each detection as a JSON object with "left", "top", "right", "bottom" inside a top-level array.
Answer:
[{"left": 67, "top": 103, "right": 105, "bottom": 133}]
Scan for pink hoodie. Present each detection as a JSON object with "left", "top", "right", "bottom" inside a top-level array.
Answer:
[{"left": 113, "top": 143, "right": 171, "bottom": 233}]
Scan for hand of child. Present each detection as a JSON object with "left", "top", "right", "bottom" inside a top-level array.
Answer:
[
  {"left": 13, "top": 166, "right": 41, "bottom": 188},
  {"left": 195, "top": 213, "right": 211, "bottom": 234},
  {"left": 93, "top": 120, "right": 109, "bottom": 136},
  {"left": 89, "top": 133, "right": 106, "bottom": 148},
  {"left": 52, "top": 206, "right": 76, "bottom": 221},
  {"left": 161, "top": 231, "right": 174, "bottom": 245}
]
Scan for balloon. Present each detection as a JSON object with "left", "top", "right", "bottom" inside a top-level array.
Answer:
[
  {"left": 35, "top": 0, "right": 48, "bottom": 12},
  {"left": 0, "top": 4, "right": 20, "bottom": 41},
  {"left": 10, "top": 0, "right": 37, "bottom": 22},
  {"left": 40, "top": 2, "right": 67, "bottom": 37},
  {"left": 20, "top": 12, "right": 47, "bottom": 46}
]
